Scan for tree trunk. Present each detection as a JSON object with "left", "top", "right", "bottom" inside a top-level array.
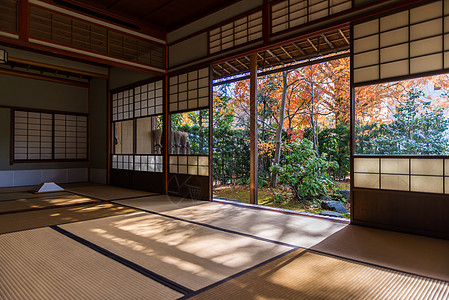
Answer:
[{"left": 270, "top": 71, "right": 289, "bottom": 188}]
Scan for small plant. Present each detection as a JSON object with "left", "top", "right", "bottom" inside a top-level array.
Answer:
[{"left": 271, "top": 138, "right": 338, "bottom": 205}]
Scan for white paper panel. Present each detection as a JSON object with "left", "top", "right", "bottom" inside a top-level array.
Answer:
[
  {"left": 410, "top": 53, "right": 443, "bottom": 74},
  {"left": 380, "top": 27, "right": 408, "bottom": 48},
  {"left": 381, "top": 174, "right": 409, "bottom": 191},
  {"left": 411, "top": 176, "right": 443, "bottom": 193},
  {"left": 381, "top": 158, "right": 409, "bottom": 174},
  {"left": 354, "top": 50, "right": 379, "bottom": 68},
  {"left": 380, "top": 44, "right": 409, "bottom": 63},
  {"left": 411, "top": 159, "right": 443, "bottom": 175},
  {"left": 330, "top": 2, "right": 351, "bottom": 14},
  {"left": 198, "top": 166, "right": 209, "bottom": 176},
  {"left": 354, "top": 158, "right": 379, "bottom": 173},
  {"left": 354, "top": 66, "right": 379, "bottom": 83},
  {"left": 410, "top": 19, "right": 442, "bottom": 41},
  {"left": 380, "top": 10, "right": 408, "bottom": 31},
  {"left": 198, "top": 156, "right": 209, "bottom": 166},
  {"left": 380, "top": 60, "right": 409, "bottom": 79},
  {"left": 410, "top": 1, "right": 442, "bottom": 24},
  {"left": 353, "top": 19, "right": 379, "bottom": 39},
  {"left": 354, "top": 173, "right": 379, "bottom": 189},
  {"left": 410, "top": 36, "right": 442, "bottom": 57},
  {"left": 354, "top": 35, "right": 378, "bottom": 53}
]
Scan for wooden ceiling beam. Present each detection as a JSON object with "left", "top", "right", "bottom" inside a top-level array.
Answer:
[
  {"left": 225, "top": 61, "right": 240, "bottom": 72},
  {"left": 339, "top": 29, "right": 350, "bottom": 44},
  {"left": 321, "top": 34, "right": 334, "bottom": 49},
  {"left": 266, "top": 49, "right": 281, "bottom": 62}
]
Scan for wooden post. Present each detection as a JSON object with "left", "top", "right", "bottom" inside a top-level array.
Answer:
[{"left": 250, "top": 54, "right": 258, "bottom": 205}]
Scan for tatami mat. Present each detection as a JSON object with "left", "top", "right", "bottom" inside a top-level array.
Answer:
[
  {"left": 65, "top": 184, "right": 158, "bottom": 200},
  {"left": 114, "top": 194, "right": 207, "bottom": 212},
  {"left": 116, "top": 195, "right": 347, "bottom": 248},
  {"left": 59, "top": 212, "right": 294, "bottom": 291},
  {"left": 311, "top": 225, "right": 449, "bottom": 282},
  {"left": 0, "top": 227, "right": 183, "bottom": 300},
  {"left": 189, "top": 249, "right": 449, "bottom": 300},
  {"left": 0, "top": 203, "right": 137, "bottom": 234},
  {"left": 0, "top": 191, "right": 70, "bottom": 202},
  {"left": 0, "top": 194, "right": 96, "bottom": 214}
]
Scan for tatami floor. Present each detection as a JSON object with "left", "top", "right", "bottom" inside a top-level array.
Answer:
[{"left": 1, "top": 183, "right": 448, "bottom": 299}]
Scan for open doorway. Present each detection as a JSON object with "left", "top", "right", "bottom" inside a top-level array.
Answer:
[{"left": 212, "top": 29, "right": 351, "bottom": 218}]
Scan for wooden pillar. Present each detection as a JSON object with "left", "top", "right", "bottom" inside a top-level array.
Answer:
[{"left": 250, "top": 54, "right": 258, "bottom": 205}]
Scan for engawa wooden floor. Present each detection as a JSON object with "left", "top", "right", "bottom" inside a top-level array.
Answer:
[{"left": 1, "top": 183, "right": 448, "bottom": 299}]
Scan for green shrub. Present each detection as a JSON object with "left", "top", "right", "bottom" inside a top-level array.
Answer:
[{"left": 271, "top": 138, "right": 338, "bottom": 204}]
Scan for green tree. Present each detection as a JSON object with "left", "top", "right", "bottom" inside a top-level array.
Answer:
[
  {"left": 271, "top": 139, "right": 338, "bottom": 204},
  {"left": 356, "top": 89, "right": 449, "bottom": 155}
]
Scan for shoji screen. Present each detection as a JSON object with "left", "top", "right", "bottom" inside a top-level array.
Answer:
[
  {"left": 354, "top": 157, "right": 448, "bottom": 194},
  {"left": 168, "top": 67, "right": 211, "bottom": 200},
  {"left": 272, "top": 0, "right": 352, "bottom": 34},
  {"left": 13, "top": 110, "right": 87, "bottom": 161},
  {"left": 209, "top": 11, "right": 263, "bottom": 54},
  {"left": 353, "top": 1, "right": 449, "bottom": 85},
  {"left": 111, "top": 80, "right": 164, "bottom": 173}
]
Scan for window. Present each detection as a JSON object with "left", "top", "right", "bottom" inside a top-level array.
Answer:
[
  {"left": 13, "top": 110, "right": 88, "bottom": 162},
  {"left": 111, "top": 80, "right": 164, "bottom": 173}
]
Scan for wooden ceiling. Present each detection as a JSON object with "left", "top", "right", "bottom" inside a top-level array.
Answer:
[
  {"left": 213, "top": 27, "right": 350, "bottom": 80},
  {"left": 55, "top": 0, "right": 243, "bottom": 33}
]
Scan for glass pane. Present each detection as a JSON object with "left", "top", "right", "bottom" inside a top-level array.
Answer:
[
  {"left": 114, "top": 120, "right": 133, "bottom": 154},
  {"left": 136, "top": 116, "right": 163, "bottom": 154},
  {"left": 170, "top": 109, "right": 209, "bottom": 155}
]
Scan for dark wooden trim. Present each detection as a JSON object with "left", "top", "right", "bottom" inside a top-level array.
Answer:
[
  {"left": 168, "top": 106, "right": 210, "bottom": 116},
  {"left": 12, "top": 159, "right": 88, "bottom": 163},
  {"left": 87, "top": 84, "right": 91, "bottom": 182},
  {"left": 263, "top": 0, "right": 271, "bottom": 44},
  {"left": 352, "top": 188, "right": 449, "bottom": 240},
  {"left": 208, "top": 66, "right": 213, "bottom": 201},
  {"left": 249, "top": 53, "right": 258, "bottom": 205},
  {"left": 0, "top": 36, "right": 165, "bottom": 76},
  {"left": 8, "top": 57, "right": 109, "bottom": 79},
  {"left": 19, "top": 0, "right": 29, "bottom": 42},
  {"left": 213, "top": 52, "right": 350, "bottom": 85},
  {"left": 107, "top": 68, "right": 111, "bottom": 184},
  {"left": 29, "top": 1, "right": 165, "bottom": 44},
  {"left": 10, "top": 109, "right": 14, "bottom": 166},
  {"left": 0, "top": 105, "right": 89, "bottom": 116},
  {"left": 0, "top": 67, "right": 89, "bottom": 88},
  {"left": 349, "top": 22, "right": 355, "bottom": 224}
]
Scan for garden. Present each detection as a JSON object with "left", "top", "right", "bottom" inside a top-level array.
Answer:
[{"left": 172, "top": 56, "right": 449, "bottom": 219}]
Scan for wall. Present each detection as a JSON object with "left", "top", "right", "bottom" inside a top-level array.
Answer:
[
  {"left": 0, "top": 73, "right": 89, "bottom": 187},
  {"left": 109, "top": 67, "right": 156, "bottom": 90},
  {"left": 89, "top": 77, "right": 108, "bottom": 184}
]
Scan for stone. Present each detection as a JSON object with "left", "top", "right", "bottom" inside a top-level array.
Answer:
[
  {"left": 321, "top": 200, "right": 348, "bottom": 214},
  {"left": 320, "top": 195, "right": 332, "bottom": 201},
  {"left": 337, "top": 189, "right": 350, "bottom": 201},
  {"left": 320, "top": 210, "right": 343, "bottom": 218}
]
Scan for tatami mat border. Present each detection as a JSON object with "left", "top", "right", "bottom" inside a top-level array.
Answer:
[
  {"left": 51, "top": 225, "right": 194, "bottom": 296},
  {"left": 179, "top": 247, "right": 300, "bottom": 299}
]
